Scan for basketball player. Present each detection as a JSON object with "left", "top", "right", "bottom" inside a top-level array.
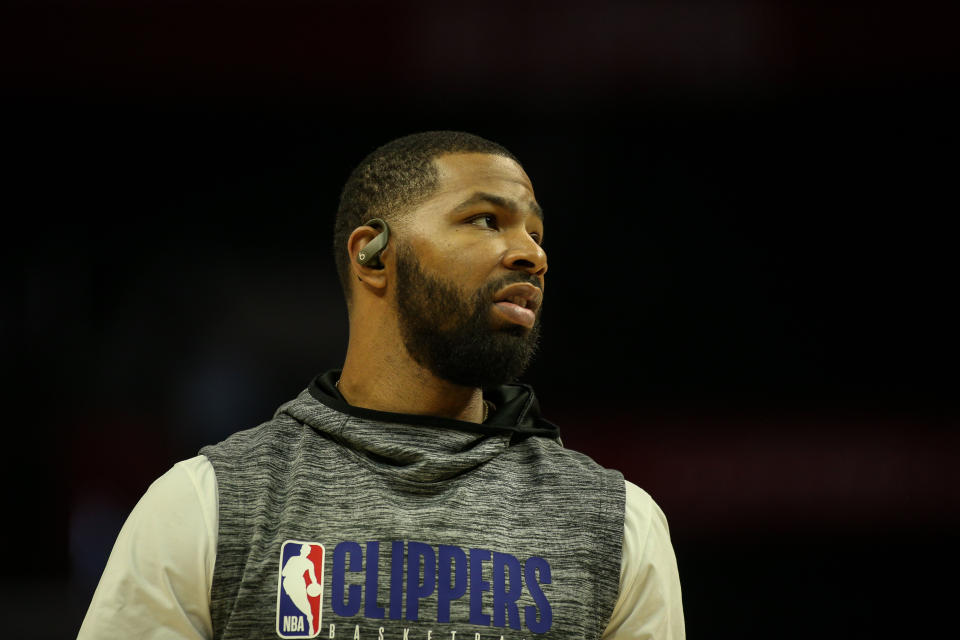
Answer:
[{"left": 78, "top": 131, "right": 685, "bottom": 639}]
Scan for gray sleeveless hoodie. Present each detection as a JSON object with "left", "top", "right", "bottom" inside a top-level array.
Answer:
[{"left": 201, "top": 372, "right": 624, "bottom": 640}]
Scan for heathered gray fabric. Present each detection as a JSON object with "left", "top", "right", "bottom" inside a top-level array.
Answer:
[{"left": 201, "top": 388, "right": 624, "bottom": 640}]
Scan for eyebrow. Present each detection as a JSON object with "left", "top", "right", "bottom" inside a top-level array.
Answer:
[{"left": 452, "top": 192, "right": 544, "bottom": 220}]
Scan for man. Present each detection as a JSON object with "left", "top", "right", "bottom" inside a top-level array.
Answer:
[{"left": 78, "top": 131, "right": 685, "bottom": 639}]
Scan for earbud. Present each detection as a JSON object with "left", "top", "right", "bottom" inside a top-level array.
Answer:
[{"left": 356, "top": 218, "right": 390, "bottom": 269}]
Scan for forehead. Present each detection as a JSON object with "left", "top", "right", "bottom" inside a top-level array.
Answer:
[
  {"left": 434, "top": 152, "right": 533, "bottom": 190},
  {"left": 422, "top": 153, "right": 539, "bottom": 214}
]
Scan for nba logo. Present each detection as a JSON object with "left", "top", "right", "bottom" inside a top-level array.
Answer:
[{"left": 276, "top": 540, "right": 325, "bottom": 638}]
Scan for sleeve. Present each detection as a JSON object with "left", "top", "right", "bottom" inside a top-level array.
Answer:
[
  {"left": 77, "top": 455, "right": 219, "bottom": 640},
  {"left": 602, "top": 480, "right": 686, "bottom": 640}
]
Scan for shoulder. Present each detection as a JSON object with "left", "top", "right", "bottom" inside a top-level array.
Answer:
[
  {"left": 529, "top": 436, "right": 627, "bottom": 477},
  {"left": 603, "top": 480, "right": 686, "bottom": 639},
  {"left": 133, "top": 455, "right": 219, "bottom": 556},
  {"left": 77, "top": 455, "right": 218, "bottom": 639},
  {"left": 622, "top": 479, "right": 677, "bottom": 583},
  {"left": 130, "top": 455, "right": 218, "bottom": 527},
  {"left": 199, "top": 411, "right": 307, "bottom": 468},
  {"left": 514, "top": 438, "right": 627, "bottom": 510},
  {"left": 623, "top": 479, "right": 668, "bottom": 544}
]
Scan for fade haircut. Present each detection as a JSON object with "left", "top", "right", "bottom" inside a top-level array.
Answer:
[{"left": 333, "top": 131, "right": 520, "bottom": 302}]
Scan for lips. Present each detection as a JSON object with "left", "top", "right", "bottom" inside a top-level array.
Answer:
[{"left": 492, "top": 282, "right": 542, "bottom": 328}]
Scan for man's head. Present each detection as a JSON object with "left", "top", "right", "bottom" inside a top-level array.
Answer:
[
  {"left": 336, "top": 132, "right": 547, "bottom": 388},
  {"left": 334, "top": 131, "right": 519, "bottom": 300}
]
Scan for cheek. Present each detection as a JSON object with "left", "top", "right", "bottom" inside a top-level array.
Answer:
[
  {"left": 452, "top": 260, "right": 498, "bottom": 294},
  {"left": 408, "top": 233, "right": 504, "bottom": 289},
  {"left": 428, "top": 246, "right": 494, "bottom": 279}
]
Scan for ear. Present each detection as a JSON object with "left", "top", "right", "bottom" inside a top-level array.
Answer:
[{"left": 347, "top": 224, "right": 390, "bottom": 290}]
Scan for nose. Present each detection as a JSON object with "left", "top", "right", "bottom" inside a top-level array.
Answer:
[{"left": 502, "top": 232, "right": 548, "bottom": 278}]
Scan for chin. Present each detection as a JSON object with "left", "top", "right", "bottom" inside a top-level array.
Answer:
[
  {"left": 498, "top": 324, "right": 533, "bottom": 338},
  {"left": 489, "top": 313, "right": 539, "bottom": 336}
]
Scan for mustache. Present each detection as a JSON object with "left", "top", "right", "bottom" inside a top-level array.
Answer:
[{"left": 482, "top": 274, "right": 544, "bottom": 296}]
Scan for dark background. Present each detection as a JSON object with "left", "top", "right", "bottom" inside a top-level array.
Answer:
[{"left": 3, "top": 1, "right": 958, "bottom": 638}]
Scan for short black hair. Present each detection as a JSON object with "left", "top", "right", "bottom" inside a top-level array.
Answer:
[{"left": 333, "top": 131, "right": 520, "bottom": 301}]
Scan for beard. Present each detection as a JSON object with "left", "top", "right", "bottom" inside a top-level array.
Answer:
[{"left": 394, "top": 242, "right": 542, "bottom": 389}]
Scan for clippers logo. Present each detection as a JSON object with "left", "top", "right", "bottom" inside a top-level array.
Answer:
[{"left": 277, "top": 541, "right": 325, "bottom": 638}]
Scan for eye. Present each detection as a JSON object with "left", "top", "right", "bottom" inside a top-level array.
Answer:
[
  {"left": 529, "top": 231, "right": 543, "bottom": 245},
  {"left": 469, "top": 214, "right": 498, "bottom": 230}
]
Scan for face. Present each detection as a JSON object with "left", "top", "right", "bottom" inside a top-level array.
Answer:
[{"left": 393, "top": 153, "right": 548, "bottom": 388}]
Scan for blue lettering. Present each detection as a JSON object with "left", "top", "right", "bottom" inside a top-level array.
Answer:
[
  {"left": 365, "top": 541, "right": 385, "bottom": 619},
  {"left": 389, "top": 541, "right": 404, "bottom": 620},
  {"left": 332, "top": 541, "right": 363, "bottom": 617},
  {"left": 524, "top": 556, "right": 553, "bottom": 633},
  {"left": 330, "top": 540, "right": 552, "bottom": 633},
  {"left": 437, "top": 545, "right": 467, "bottom": 622},
  {"left": 492, "top": 552, "right": 522, "bottom": 630},
  {"left": 406, "top": 541, "right": 436, "bottom": 621},
  {"left": 469, "top": 548, "right": 491, "bottom": 626}
]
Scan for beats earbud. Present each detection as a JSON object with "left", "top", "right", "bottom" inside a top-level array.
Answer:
[{"left": 356, "top": 218, "right": 390, "bottom": 269}]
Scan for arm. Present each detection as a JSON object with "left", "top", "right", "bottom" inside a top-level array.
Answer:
[
  {"left": 602, "top": 480, "right": 686, "bottom": 640},
  {"left": 77, "top": 455, "right": 218, "bottom": 639}
]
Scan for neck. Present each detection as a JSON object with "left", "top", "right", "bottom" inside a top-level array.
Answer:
[{"left": 338, "top": 339, "right": 487, "bottom": 424}]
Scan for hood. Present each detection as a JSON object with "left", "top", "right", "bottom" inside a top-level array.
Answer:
[{"left": 275, "top": 370, "right": 561, "bottom": 483}]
